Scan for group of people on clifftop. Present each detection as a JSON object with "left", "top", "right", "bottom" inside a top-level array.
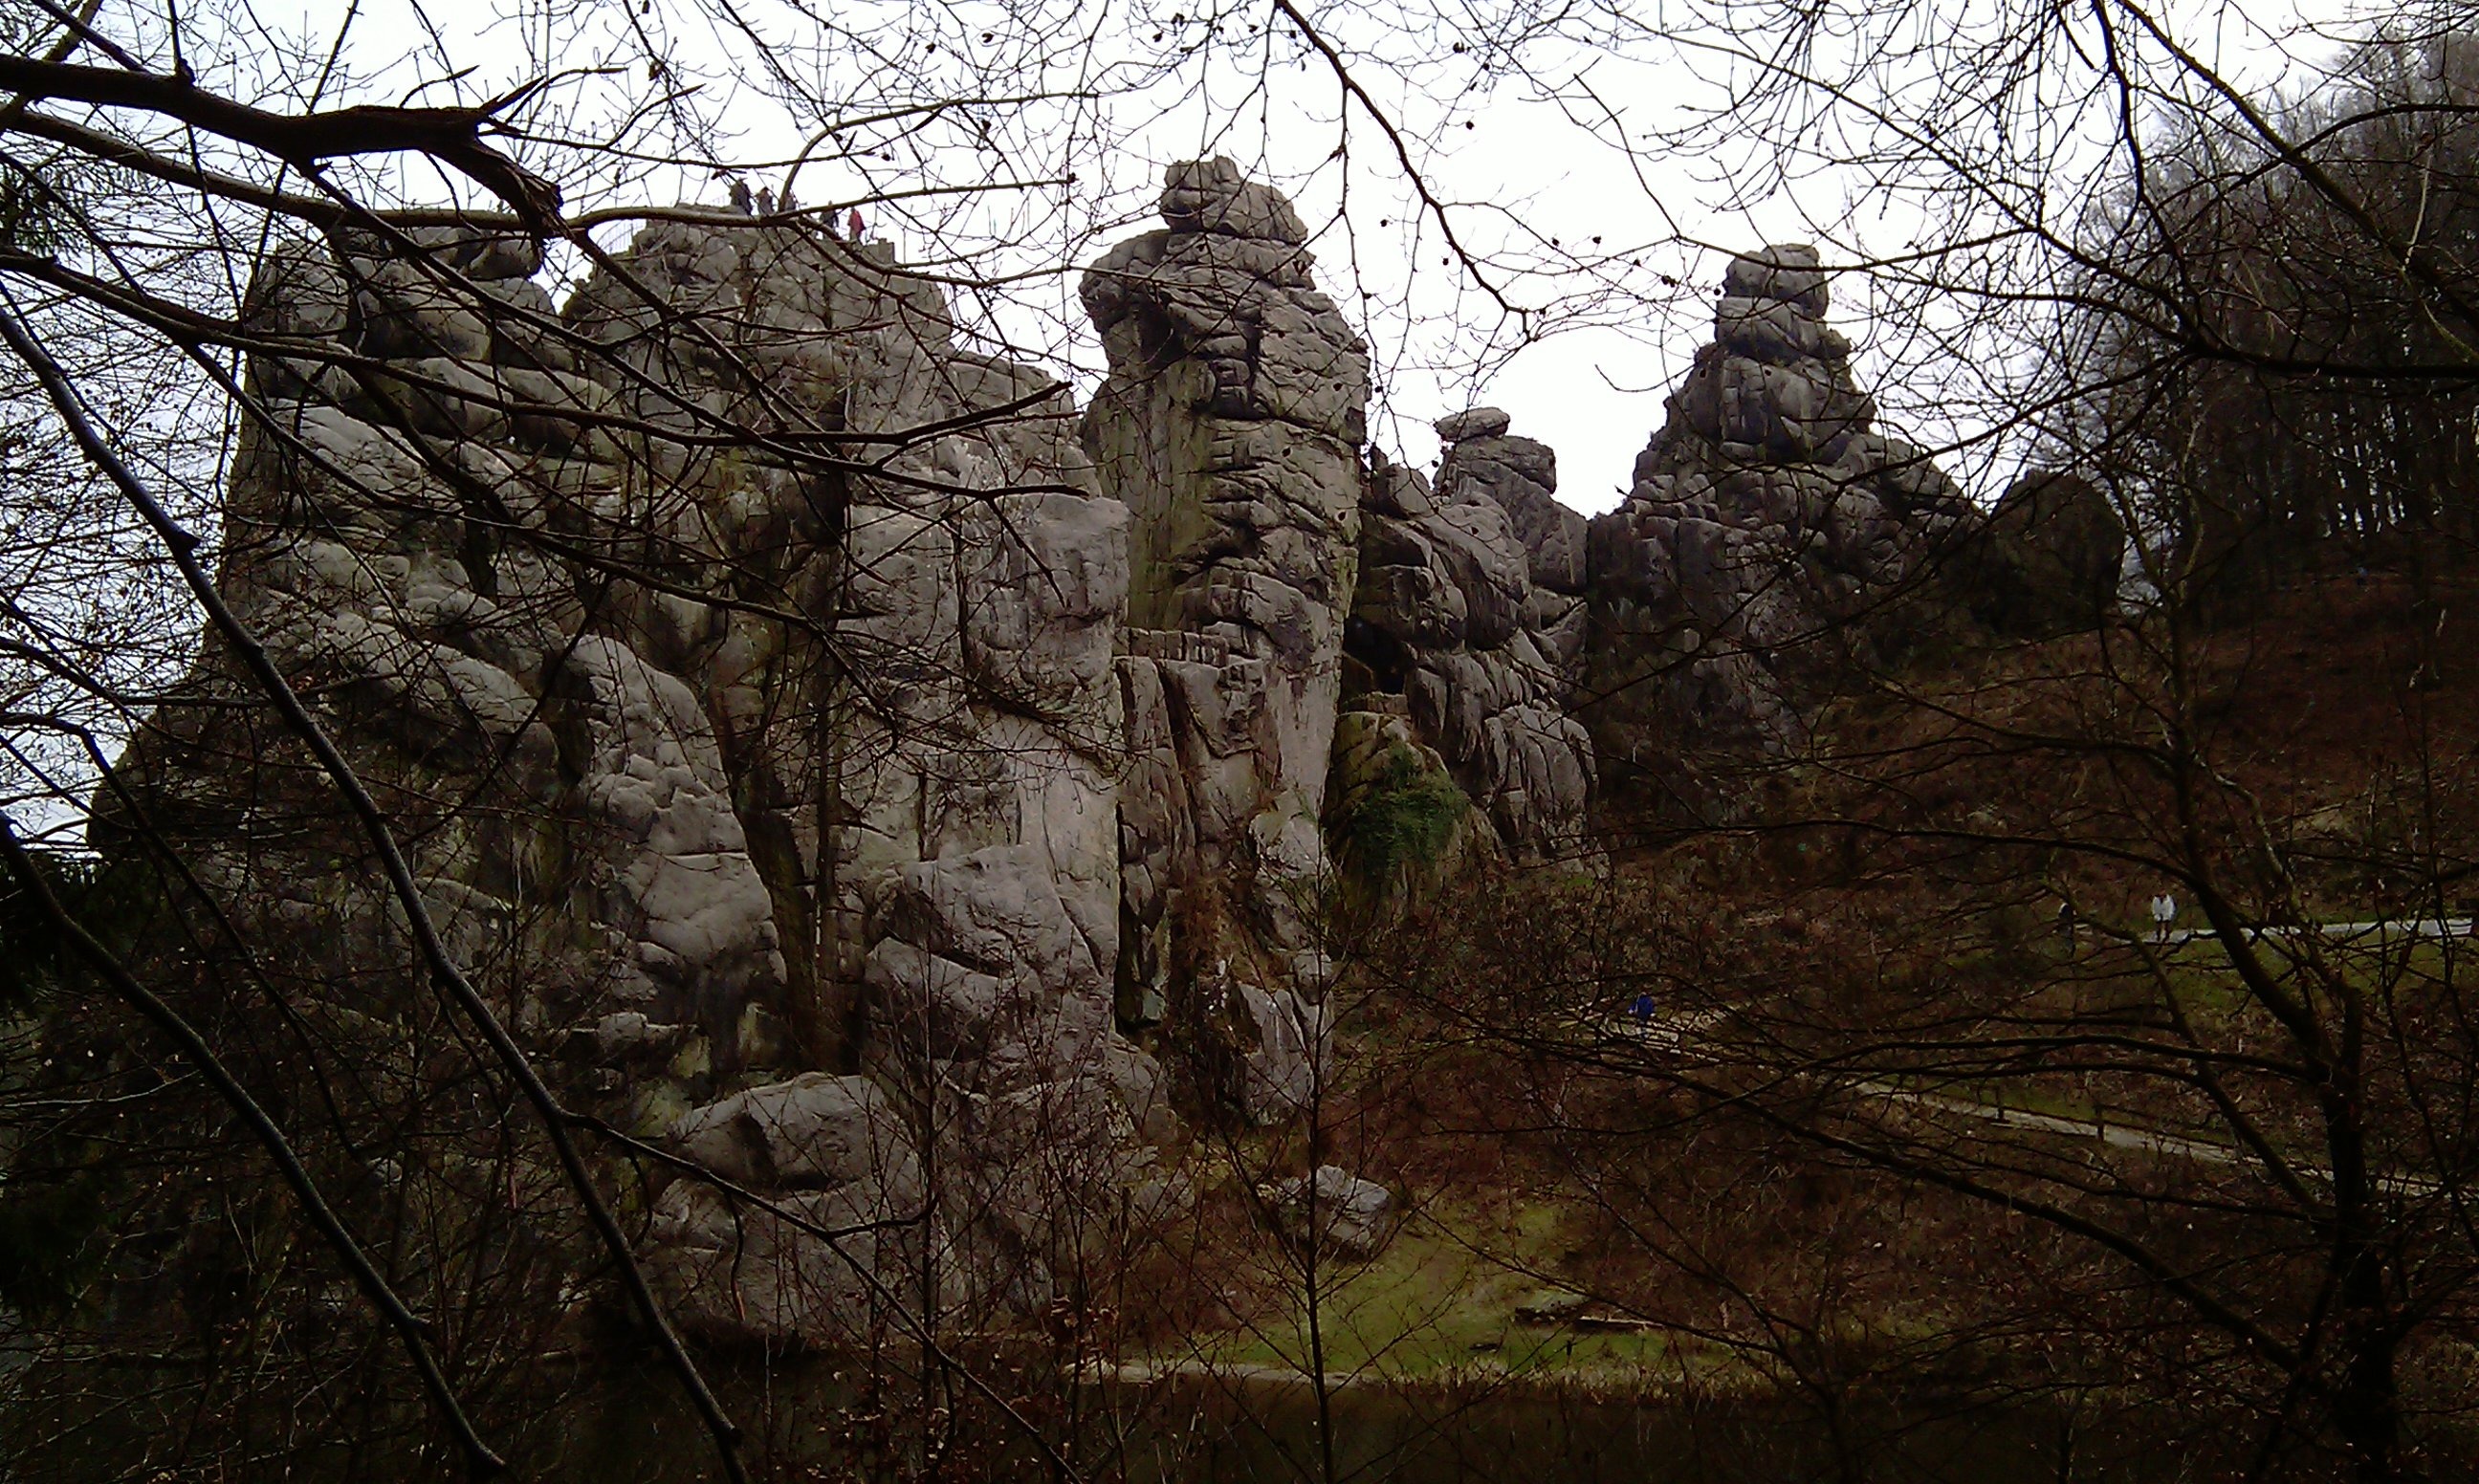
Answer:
[{"left": 723, "top": 177, "right": 867, "bottom": 243}]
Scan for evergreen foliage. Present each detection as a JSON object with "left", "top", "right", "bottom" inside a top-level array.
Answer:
[{"left": 1333, "top": 743, "right": 1468, "bottom": 891}]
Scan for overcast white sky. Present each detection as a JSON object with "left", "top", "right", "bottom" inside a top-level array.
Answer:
[
  {"left": 229, "top": 0, "right": 2385, "bottom": 511},
  {"left": 1365, "top": 0, "right": 2377, "bottom": 511}
]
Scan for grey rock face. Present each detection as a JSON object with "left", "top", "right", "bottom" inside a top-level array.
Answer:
[
  {"left": 1344, "top": 417, "right": 1594, "bottom": 863},
  {"left": 1084, "top": 158, "right": 1371, "bottom": 1107},
  {"left": 555, "top": 635, "right": 786, "bottom": 1042},
  {"left": 1722, "top": 243, "right": 1831, "bottom": 317},
  {"left": 1265, "top": 1165, "right": 1395, "bottom": 1257},
  {"left": 665, "top": 1073, "right": 921, "bottom": 1196},
  {"left": 108, "top": 163, "right": 1617, "bottom": 1345},
  {"left": 870, "top": 843, "right": 1120, "bottom": 1076},
  {"left": 111, "top": 209, "right": 1170, "bottom": 1348},
  {"left": 1433, "top": 405, "right": 1512, "bottom": 443},
  {"left": 1084, "top": 157, "right": 1366, "bottom": 815},
  {"left": 1586, "top": 245, "right": 1973, "bottom": 775},
  {"left": 648, "top": 1177, "right": 935, "bottom": 1350},
  {"left": 1158, "top": 156, "right": 1312, "bottom": 245},
  {"left": 1229, "top": 976, "right": 1329, "bottom": 1121}
]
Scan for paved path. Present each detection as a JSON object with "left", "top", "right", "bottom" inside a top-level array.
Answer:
[
  {"left": 1596, "top": 1011, "right": 2443, "bottom": 1198},
  {"left": 1871, "top": 1084, "right": 2257, "bottom": 1166},
  {"left": 2159, "top": 917, "right": 2474, "bottom": 948}
]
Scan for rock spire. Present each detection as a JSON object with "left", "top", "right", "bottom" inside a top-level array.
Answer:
[{"left": 1587, "top": 243, "right": 1975, "bottom": 775}]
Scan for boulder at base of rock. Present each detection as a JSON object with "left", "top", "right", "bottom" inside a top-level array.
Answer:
[
  {"left": 647, "top": 1177, "right": 933, "bottom": 1349},
  {"left": 1265, "top": 1164, "right": 1395, "bottom": 1257},
  {"left": 664, "top": 1072, "right": 920, "bottom": 1197}
]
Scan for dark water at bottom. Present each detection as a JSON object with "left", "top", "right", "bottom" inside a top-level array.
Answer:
[
  {"left": 8, "top": 1351, "right": 2272, "bottom": 1482},
  {"left": 531, "top": 1364, "right": 2208, "bottom": 1484}
]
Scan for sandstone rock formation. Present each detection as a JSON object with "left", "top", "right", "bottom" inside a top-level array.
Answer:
[
  {"left": 107, "top": 209, "right": 1167, "bottom": 1349},
  {"left": 94, "top": 188, "right": 2025, "bottom": 1349},
  {"left": 649, "top": 1072, "right": 937, "bottom": 1344},
  {"left": 1345, "top": 414, "right": 1593, "bottom": 864},
  {"left": 1264, "top": 1164, "right": 1396, "bottom": 1257},
  {"left": 1587, "top": 245, "right": 1976, "bottom": 776},
  {"left": 1083, "top": 157, "right": 1371, "bottom": 1116},
  {"left": 99, "top": 161, "right": 1628, "bottom": 1347},
  {"left": 1963, "top": 470, "right": 2127, "bottom": 637}
]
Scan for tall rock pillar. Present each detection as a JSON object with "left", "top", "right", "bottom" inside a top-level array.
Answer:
[
  {"left": 1084, "top": 157, "right": 1368, "bottom": 865},
  {"left": 1083, "top": 159, "right": 1369, "bottom": 1114}
]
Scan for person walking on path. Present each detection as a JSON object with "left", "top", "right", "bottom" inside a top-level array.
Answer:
[{"left": 2150, "top": 892, "right": 2178, "bottom": 943}]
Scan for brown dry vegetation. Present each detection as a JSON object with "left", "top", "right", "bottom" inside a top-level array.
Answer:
[{"left": 1189, "top": 558, "right": 2479, "bottom": 1480}]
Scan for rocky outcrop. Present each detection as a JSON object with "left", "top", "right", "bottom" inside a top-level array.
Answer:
[
  {"left": 1962, "top": 470, "right": 2126, "bottom": 637},
  {"left": 1084, "top": 158, "right": 1365, "bottom": 835},
  {"left": 1587, "top": 245, "right": 1975, "bottom": 777},
  {"left": 1345, "top": 415, "right": 1593, "bottom": 864},
  {"left": 1264, "top": 1165, "right": 1396, "bottom": 1257},
  {"left": 101, "top": 161, "right": 1625, "bottom": 1345},
  {"left": 648, "top": 1072, "right": 936, "bottom": 1347},
  {"left": 100, "top": 169, "right": 2051, "bottom": 1347},
  {"left": 106, "top": 208, "right": 1170, "bottom": 1349},
  {"left": 1083, "top": 158, "right": 1371, "bottom": 1116},
  {"left": 1076, "top": 165, "right": 1607, "bottom": 1117}
]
